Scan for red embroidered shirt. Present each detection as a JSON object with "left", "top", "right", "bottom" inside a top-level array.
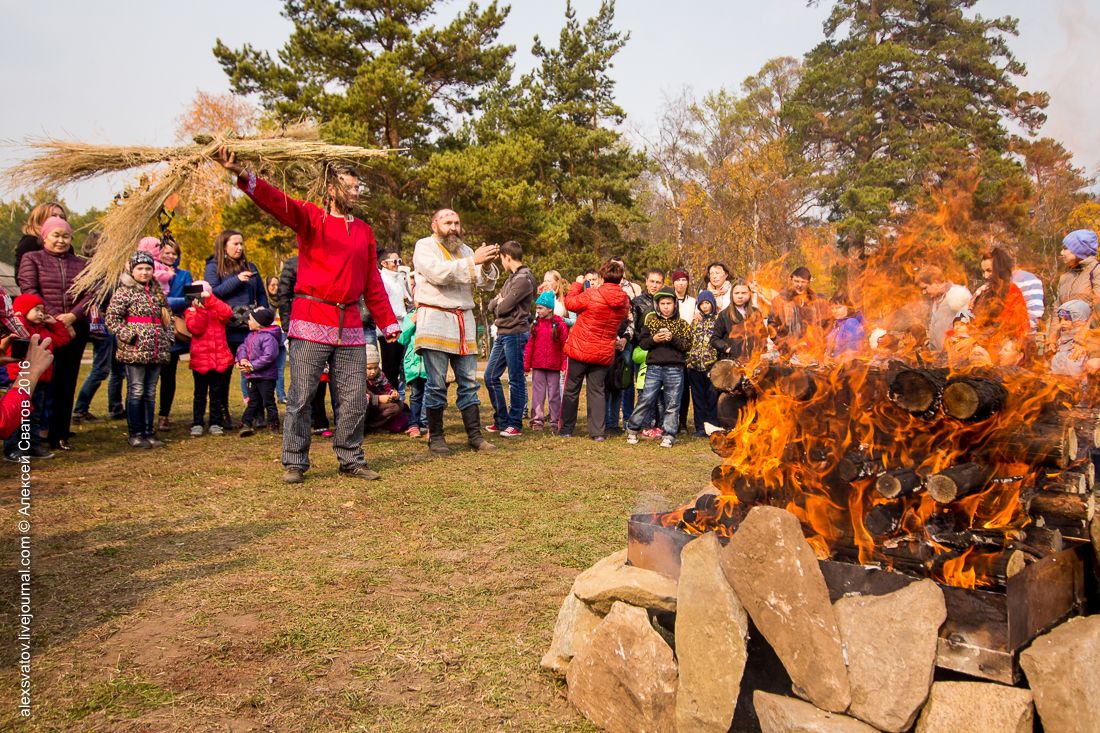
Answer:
[{"left": 238, "top": 173, "right": 398, "bottom": 345}]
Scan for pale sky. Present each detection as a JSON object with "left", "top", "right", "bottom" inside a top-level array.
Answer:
[{"left": 3, "top": 0, "right": 1098, "bottom": 210}]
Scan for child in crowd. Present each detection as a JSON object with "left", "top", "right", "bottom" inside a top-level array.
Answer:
[
  {"left": 3, "top": 294, "right": 71, "bottom": 460},
  {"left": 1049, "top": 299, "right": 1091, "bottom": 377},
  {"left": 185, "top": 281, "right": 234, "bottom": 436},
  {"left": 944, "top": 311, "right": 991, "bottom": 369},
  {"left": 311, "top": 368, "right": 334, "bottom": 438},
  {"left": 138, "top": 236, "right": 176, "bottom": 296},
  {"left": 398, "top": 309, "right": 427, "bottom": 437},
  {"left": 825, "top": 292, "right": 866, "bottom": 362},
  {"left": 364, "top": 344, "right": 410, "bottom": 433},
  {"left": 685, "top": 290, "right": 719, "bottom": 437},
  {"left": 236, "top": 307, "right": 282, "bottom": 436},
  {"left": 711, "top": 280, "right": 766, "bottom": 363},
  {"left": 525, "top": 290, "right": 568, "bottom": 432},
  {"left": 105, "top": 251, "right": 175, "bottom": 449},
  {"left": 868, "top": 331, "right": 901, "bottom": 367},
  {"left": 997, "top": 337, "right": 1028, "bottom": 368},
  {"left": 625, "top": 287, "right": 691, "bottom": 448}
]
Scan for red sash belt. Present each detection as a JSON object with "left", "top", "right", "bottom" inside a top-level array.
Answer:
[
  {"left": 126, "top": 316, "right": 157, "bottom": 324},
  {"left": 294, "top": 294, "right": 359, "bottom": 344},
  {"left": 420, "top": 303, "right": 469, "bottom": 355}
]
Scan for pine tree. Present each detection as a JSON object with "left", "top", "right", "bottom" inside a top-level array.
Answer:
[
  {"left": 785, "top": 0, "right": 1049, "bottom": 252},
  {"left": 213, "top": 0, "right": 513, "bottom": 249},
  {"left": 425, "top": 1, "right": 647, "bottom": 273}
]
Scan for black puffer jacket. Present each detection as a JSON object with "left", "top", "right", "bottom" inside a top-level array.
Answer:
[{"left": 276, "top": 256, "right": 298, "bottom": 328}]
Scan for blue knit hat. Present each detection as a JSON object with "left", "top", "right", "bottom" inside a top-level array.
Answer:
[
  {"left": 696, "top": 290, "right": 717, "bottom": 311},
  {"left": 1063, "top": 230, "right": 1098, "bottom": 260},
  {"left": 535, "top": 290, "right": 556, "bottom": 309}
]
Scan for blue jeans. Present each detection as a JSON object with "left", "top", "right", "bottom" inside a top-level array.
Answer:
[
  {"left": 626, "top": 365, "right": 684, "bottom": 437},
  {"left": 484, "top": 333, "right": 528, "bottom": 430},
  {"left": 74, "top": 335, "right": 124, "bottom": 416},
  {"left": 125, "top": 364, "right": 161, "bottom": 438},
  {"left": 275, "top": 346, "right": 287, "bottom": 401},
  {"left": 606, "top": 388, "right": 623, "bottom": 430},
  {"left": 408, "top": 376, "right": 427, "bottom": 429},
  {"left": 422, "top": 349, "right": 479, "bottom": 411},
  {"left": 621, "top": 362, "right": 637, "bottom": 420},
  {"left": 686, "top": 368, "right": 717, "bottom": 432}
]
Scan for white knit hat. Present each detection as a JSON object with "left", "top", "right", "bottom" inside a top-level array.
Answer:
[{"left": 364, "top": 343, "right": 380, "bottom": 364}]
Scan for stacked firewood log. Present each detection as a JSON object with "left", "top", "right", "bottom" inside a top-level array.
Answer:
[{"left": 702, "top": 361, "right": 1098, "bottom": 587}]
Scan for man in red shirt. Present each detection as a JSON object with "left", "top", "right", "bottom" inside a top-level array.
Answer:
[{"left": 217, "top": 148, "right": 398, "bottom": 484}]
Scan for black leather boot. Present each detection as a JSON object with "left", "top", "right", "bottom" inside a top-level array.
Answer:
[
  {"left": 426, "top": 407, "right": 452, "bottom": 456},
  {"left": 460, "top": 404, "right": 496, "bottom": 452}
]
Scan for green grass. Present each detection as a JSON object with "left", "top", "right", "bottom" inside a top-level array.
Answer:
[
  {"left": 0, "top": 363, "right": 715, "bottom": 731},
  {"left": 66, "top": 672, "right": 174, "bottom": 722}
]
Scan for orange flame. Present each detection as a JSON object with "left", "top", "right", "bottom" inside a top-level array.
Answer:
[{"left": 651, "top": 175, "right": 1081, "bottom": 590}]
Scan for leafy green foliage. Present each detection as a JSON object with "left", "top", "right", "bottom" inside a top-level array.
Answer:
[
  {"left": 426, "top": 1, "right": 649, "bottom": 276},
  {"left": 214, "top": 0, "right": 514, "bottom": 250},
  {"left": 784, "top": 0, "right": 1049, "bottom": 251},
  {"left": 0, "top": 188, "right": 102, "bottom": 265}
]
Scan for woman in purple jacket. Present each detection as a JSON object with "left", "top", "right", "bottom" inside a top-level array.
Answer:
[
  {"left": 235, "top": 306, "right": 282, "bottom": 436},
  {"left": 16, "top": 217, "right": 90, "bottom": 451}
]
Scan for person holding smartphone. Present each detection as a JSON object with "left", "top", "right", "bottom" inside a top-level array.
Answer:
[
  {"left": 184, "top": 281, "right": 235, "bottom": 437},
  {"left": 157, "top": 238, "right": 193, "bottom": 430}
]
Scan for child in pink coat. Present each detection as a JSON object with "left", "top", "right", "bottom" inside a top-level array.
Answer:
[
  {"left": 524, "top": 290, "right": 569, "bottom": 432},
  {"left": 138, "top": 237, "right": 176, "bottom": 296}
]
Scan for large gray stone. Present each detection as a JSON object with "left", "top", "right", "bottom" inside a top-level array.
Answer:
[
  {"left": 914, "top": 681, "right": 1033, "bottom": 733},
  {"left": 834, "top": 579, "right": 946, "bottom": 732},
  {"left": 720, "top": 506, "right": 851, "bottom": 713},
  {"left": 572, "top": 548, "right": 678, "bottom": 614},
  {"left": 1019, "top": 614, "right": 1100, "bottom": 733},
  {"left": 754, "top": 691, "right": 877, "bottom": 733},
  {"left": 566, "top": 601, "right": 677, "bottom": 733},
  {"left": 675, "top": 533, "right": 748, "bottom": 733},
  {"left": 540, "top": 591, "right": 604, "bottom": 676}
]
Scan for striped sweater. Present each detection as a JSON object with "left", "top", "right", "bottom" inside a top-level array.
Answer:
[{"left": 1012, "top": 269, "right": 1044, "bottom": 326}]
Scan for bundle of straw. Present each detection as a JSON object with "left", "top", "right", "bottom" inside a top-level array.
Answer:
[{"left": 4, "top": 123, "right": 401, "bottom": 297}]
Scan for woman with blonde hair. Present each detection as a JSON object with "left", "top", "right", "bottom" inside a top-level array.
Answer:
[
  {"left": 15, "top": 201, "right": 67, "bottom": 272},
  {"left": 540, "top": 270, "right": 576, "bottom": 326}
]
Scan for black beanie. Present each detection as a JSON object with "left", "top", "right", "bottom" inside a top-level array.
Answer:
[{"left": 250, "top": 306, "right": 275, "bottom": 327}]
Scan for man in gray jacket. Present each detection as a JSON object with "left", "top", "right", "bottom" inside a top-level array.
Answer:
[{"left": 484, "top": 240, "right": 537, "bottom": 436}]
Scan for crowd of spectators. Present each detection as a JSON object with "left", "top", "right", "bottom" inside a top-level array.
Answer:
[{"left": 3, "top": 193, "right": 1098, "bottom": 467}]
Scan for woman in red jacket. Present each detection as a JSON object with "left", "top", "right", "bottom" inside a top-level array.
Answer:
[
  {"left": 559, "top": 260, "right": 630, "bottom": 440},
  {"left": 184, "top": 281, "right": 234, "bottom": 437},
  {"left": 971, "top": 247, "right": 1030, "bottom": 353}
]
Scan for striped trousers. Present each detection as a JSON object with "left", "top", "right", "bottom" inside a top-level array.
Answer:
[{"left": 283, "top": 339, "right": 368, "bottom": 471}]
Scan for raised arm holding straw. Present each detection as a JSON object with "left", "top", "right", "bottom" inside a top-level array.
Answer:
[{"left": 215, "top": 146, "right": 397, "bottom": 484}]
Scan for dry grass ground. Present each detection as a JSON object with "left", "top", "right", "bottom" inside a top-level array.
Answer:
[{"left": 0, "top": 366, "right": 714, "bottom": 731}]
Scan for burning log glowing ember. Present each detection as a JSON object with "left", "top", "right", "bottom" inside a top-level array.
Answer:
[{"left": 639, "top": 359, "right": 1097, "bottom": 591}]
